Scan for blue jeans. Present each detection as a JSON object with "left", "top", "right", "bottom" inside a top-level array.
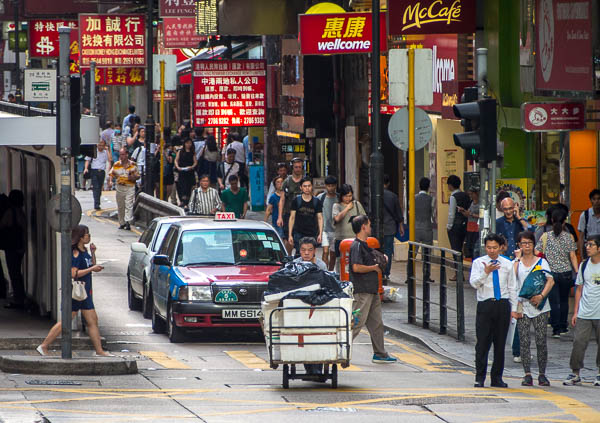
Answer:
[{"left": 383, "top": 235, "right": 395, "bottom": 277}]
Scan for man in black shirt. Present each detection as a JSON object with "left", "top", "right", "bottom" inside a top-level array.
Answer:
[
  {"left": 349, "top": 215, "right": 398, "bottom": 364},
  {"left": 288, "top": 178, "right": 323, "bottom": 256}
]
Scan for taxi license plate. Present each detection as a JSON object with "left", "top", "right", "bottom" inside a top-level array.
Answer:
[{"left": 221, "top": 309, "right": 262, "bottom": 319}]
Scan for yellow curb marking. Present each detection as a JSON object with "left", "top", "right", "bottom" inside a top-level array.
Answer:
[
  {"left": 139, "top": 351, "right": 191, "bottom": 369},
  {"left": 224, "top": 350, "right": 271, "bottom": 370}
]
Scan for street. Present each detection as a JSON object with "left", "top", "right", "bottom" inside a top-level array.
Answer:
[{"left": 1, "top": 191, "right": 599, "bottom": 423}]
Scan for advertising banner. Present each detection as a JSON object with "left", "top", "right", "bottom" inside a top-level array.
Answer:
[
  {"left": 163, "top": 17, "right": 206, "bottom": 48},
  {"left": 388, "top": 0, "right": 476, "bottom": 35},
  {"left": 29, "top": 20, "right": 78, "bottom": 58},
  {"left": 69, "top": 28, "right": 80, "bottom": 74},
  {"left": 521, "top": 102, "right": 586, "bottom": 132},
  {"left": 78, "top": 14, "right": 146, "bottom": 67},
  {"left": 535, "top": 0, "right": 593, "bottom": 92},
  {"left": 92, "top": 67, "right": 145, "bottom": 86},
  {"left": 299, "top": 12, "right": 387, "bottom": 55},
  {"left": 159, "top": 0, "right": 196, "bottom": 17},
  {"left": 193, "top": 60, "right": 267, "bottom": 127}
]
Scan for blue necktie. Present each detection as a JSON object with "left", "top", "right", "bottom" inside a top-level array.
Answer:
[{"left": 492, "top": 261, "right": 501, "bottom": 300}]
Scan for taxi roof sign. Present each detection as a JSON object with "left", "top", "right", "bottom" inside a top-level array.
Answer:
[{"left": 215, "top": 212, "right": 236, "bottom": 221}]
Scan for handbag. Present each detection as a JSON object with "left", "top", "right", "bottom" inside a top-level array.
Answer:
[
  {"left": 72, "top": 271, "right": 88, "bottom": 301},
  {"left": 372, "top": 248, "right": 388, "bottom": 273},
  {"left": 518, "top": 259, "right": 549, "bottom": 310}
]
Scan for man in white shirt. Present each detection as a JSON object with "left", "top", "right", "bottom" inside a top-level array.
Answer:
[
  {"left": 84, "top": 139, "right": 112, "bottom": 210},
  {"left": 470, "top": 233, "right": 518, "bottom": 388},
  {"left": 563, "top": 235, "right": 600, "bottom": 386}
]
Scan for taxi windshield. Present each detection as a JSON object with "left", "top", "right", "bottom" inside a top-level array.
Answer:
[{"left": 175, "top": 229, "right": 285, "bottom": 267}]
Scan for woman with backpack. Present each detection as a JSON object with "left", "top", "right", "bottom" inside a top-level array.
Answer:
[
  {"left": 535, "top": 208, "right": 579, "bottom": 338},
  {"left": 513, "top": 231, "right": 555, "bottom": 386},
  {"left": 332, "top": 184, "right": 366, "bottom": 268}
]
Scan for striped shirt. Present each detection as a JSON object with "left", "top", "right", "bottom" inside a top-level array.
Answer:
[
  {"left": 189, "top": 187, "right": 221, "bottom": 215},
  {"left": 111, "top": 161, "right": 138, "bottom": 186}
]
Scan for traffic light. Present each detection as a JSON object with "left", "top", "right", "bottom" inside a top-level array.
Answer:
[{"left": 453, "top": 92, "right": 497, "bottom": 163}]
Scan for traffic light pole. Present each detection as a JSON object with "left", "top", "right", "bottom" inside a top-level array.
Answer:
[{"left": 477, "top": 48, "right": 489, "bottom": 254}]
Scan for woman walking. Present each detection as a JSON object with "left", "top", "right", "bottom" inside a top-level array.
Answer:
[
  {"left": 36, "top": 225, "right": 112, "bottom": 356},
  {"left": 199, "top": 135, "right": 220, "bottom": 185},
  {"left": 175, "top": 138, "right": 197, "bottom": 208},
  {"left": 535, "top": 208, "right": 578, "bottom": 338},
  {"left": 332, "top": 184, "right": 366, "bottom": 268},
  {"left": 514, "top": 231, "right": 554, "bottom": 386},
  {"left": 265, "top": 176, "right": 285, "bottom": 239}
]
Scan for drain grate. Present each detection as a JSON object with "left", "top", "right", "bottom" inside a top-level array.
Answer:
[
  {"left": 305, "top": 407, "right": 358, "bottom": 413},
  {"left": 382, "top": 395, "right": 507, "bottom": 406},
  {"left": 26, "top": 380, "right": 82, "bottom": 386}
]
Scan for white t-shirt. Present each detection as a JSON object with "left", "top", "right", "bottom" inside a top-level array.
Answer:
[
  {"left": 575, "top": 259, "right": 600, "bottom": 319},
  {"left": 515, "top": 258, "right": 552, "bottom": 318},
  {"left": 194, "top": 139, "right": 206, "bottom": 160},
  {"left": 132, "top": 146, "right": 146, "bottom": 167},
  {"left": 229, "top": 141, "right": 246, "bottom": 163},
  {"left": 86, "top": 148, "right": 110, "bottom": 170}
]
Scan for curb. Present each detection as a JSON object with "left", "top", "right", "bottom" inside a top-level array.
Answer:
[
  {"left": 383, "top": 323, "right": 474, "bottom": 369},
  {"left": 0, "top": 336, "right": 106, "bottom": 351},
  {"left": 0, "top": 355, "right": 138, "bottom": 376}
]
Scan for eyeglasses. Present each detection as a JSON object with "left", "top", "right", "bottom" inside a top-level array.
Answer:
[
  {"left": 519, "top": 241, "right": 534, "bottom": 246},
  {"left": 585, "top": 242, "right": 598, "bottom": 248},
  {"left": 501, "top": 207, "right": 514, "bottom": 211}
]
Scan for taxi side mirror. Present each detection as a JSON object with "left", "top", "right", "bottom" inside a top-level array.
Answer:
[
  {"left": 131, "top": 242, "right": 147, "bottom": 253},
  {"left": 153, "top": 255, "right": 171, "bottom": 267}
]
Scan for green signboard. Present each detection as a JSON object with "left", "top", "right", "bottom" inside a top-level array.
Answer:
[{"left": 8, "top": 31, "right": 28, "bottom": 51}]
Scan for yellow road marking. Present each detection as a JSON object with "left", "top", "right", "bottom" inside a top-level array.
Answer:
[
  {"left": 224, "top": 350, "right": 271, "bottom": 370},
  {"left": 340, "top": 364, "right": 361, "bottom": 371},
  {"left": 139, "top": 351, "right": 191, "bottom": 369}
]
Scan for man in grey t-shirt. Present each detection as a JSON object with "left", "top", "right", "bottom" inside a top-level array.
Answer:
[
  {"left": 318, "top": 175, "right": 338, "bottom": 271},
  {"left": 577, "top": 189, "right": 600, "bottom": 259},
  {"left": 564, "top": 235, "right": 600, "bottom": 386}
]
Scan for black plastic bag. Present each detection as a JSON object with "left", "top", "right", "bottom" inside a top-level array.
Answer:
[
  {"left": 282, "top": 287, "right": 350, "bottom": 306},
  {"left": 266, "top": 262, "right": 343, "bottom": 295}
]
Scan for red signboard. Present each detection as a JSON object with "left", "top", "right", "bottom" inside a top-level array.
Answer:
[
  {"left": 24, "top": 0, "right": 96, "bottom": 15},
  {"left": 388, "top": 0, "right": 476, "bottom": 35},
  {"left": 69, "top": 29, "right": 80, "bottom": 75},
  {"left": 535, "top": 0, "right": 593, "bottom": 92},
  {"left": 29, "top": 20, "right": 78, "bottom": 58},
  {"left": 79, "top": 14, "right": 146, "bottom": 68},
  {"left": 299, "top": 13, "right": 387, "bottom": 55},
  {"left": 163, "top": 17, "right": 206, "bottom": 48},
  {"left": 93, "top": 67, "right": 145, "bottom": 86},
  {"left": 159, "top": 0, "right": 196, "bottom": 17},
  {"left": 521, "top": 102, "right": 586, "bottom": 132},
  {"left": 441, "top": 80, "right": 476, "bottom": 119},
  {"left": 193, "top": 60, "right": 267, "bottom": 127}
]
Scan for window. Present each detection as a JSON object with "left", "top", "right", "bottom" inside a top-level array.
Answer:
[
  {"left": 166, "top": 228, "right": 180, "bottom": 261},
  {"left": 139, "top": 221, "right": 156, "bottom": 247},
  {"left": 175, "top": 229, "right": 285, "bottom": 266},
  {"left": 151, "top": 222, "right": 173, "bottom": 252},
  {"left": 158, "top": 227, "right": 177, "bottom": 256}
]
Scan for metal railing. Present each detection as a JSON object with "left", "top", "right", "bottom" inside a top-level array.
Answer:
[
  {"left": 406, "top": 242, "right": 465, "bottom": 341},
  {"left": 133, "top": 192, "right": 185, "bottom": 226},
  {"left": 0, "top": 100, "right": 54, "bottom": 116}
]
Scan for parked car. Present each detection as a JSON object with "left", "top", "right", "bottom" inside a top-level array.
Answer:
[
  {"left": 150, "top": 216, "right": 286, "bottom": 342},
  {"left": 127, "top": 216, "right": 204, "bottom": 318}
]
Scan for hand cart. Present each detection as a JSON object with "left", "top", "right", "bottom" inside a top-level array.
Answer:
[{"left": 263, "top": 304, "right": 352, "bottom": 389}]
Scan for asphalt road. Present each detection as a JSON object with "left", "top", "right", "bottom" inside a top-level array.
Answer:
[{"left": 1, "top": 190, "right": 599, "bottom": 423}]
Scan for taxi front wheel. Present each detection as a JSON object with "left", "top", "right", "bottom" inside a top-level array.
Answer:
[{"left": 167, "top": 301, "right": 185, "bottom": 343}]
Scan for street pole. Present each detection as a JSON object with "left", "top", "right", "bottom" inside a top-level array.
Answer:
[
  {"left": 89, "top": 61, "right": 96, "bottom": 115},
  {"left": 159, "top": 60, "right": 165, "bottom": 200},
  {"left": 144, "top": 0, "right": 155, "bottom": 195},
  {"left": 13, "top": 0, "right": 21, "bottom": 102},
  {"left": 408, "top": 48, "right": 415, "bottom": 243},
  {"left": 58, "top": 27, "right": 73, "bottom": 359},
  {"left": 476, "top": 48, "right": 489, "bottom": 252},
  {"left": 369, "top": 0, "right": 384, "bottom": 243}
]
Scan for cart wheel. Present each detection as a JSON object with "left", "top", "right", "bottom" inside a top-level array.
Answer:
[
  {"left": 331, "top": 364, "right": 338, "bottom": 389},
  {"left": 282, "top": 364, "right": 289, "bottom": 389}
]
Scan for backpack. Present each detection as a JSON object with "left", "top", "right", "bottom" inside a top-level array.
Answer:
[
  {"left": 584, "top": 209, "right": 590, "bottom": 240},
  {"left": 294, "top": 195, "right": 320, "bottom": 211},
  {"left": 580, "top": 258, "right": 590, "bottom": 280}
]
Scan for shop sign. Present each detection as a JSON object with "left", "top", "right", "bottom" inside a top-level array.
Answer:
[
  {"left": 78, "top": 14, "right": 146, "bottom": 67},
  {"left": 159, "top": 0, "right": 196, "bottom": 17},
  {"left": 521, "top": 102, "right": 586, "bottom": 132},
  {"left": 29, "top": 20, "right": 78, "bottom": 58},
  {"left": 163, "top": 17, "right": 206, "bottom": 48},
  {"left": 69, "top": 29, "right": 80, "bottom": 74},
  {"left": 92, "top": 67, "right": 145, "bottom": 86},
  {"left": 535, "top": 0, "right": 593, "bottom": 92},
  {"left": 299, "top": 12, "right": 387, "bottom": 55},
  {"left": 195, "top": 0, "right": 218, "bottom": 35},
  {"left": 192, "top": 60, "right": 266, "bottom": 127},
  {"left": 388, "top": 0, "right": 476, "bottom": 35},
  {"left": 441, "top": 79, "right": 476, "bottom": 119}
]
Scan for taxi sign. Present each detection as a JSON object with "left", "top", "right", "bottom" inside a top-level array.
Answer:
[{"left": 215, "top": 212, "right": 236, "bottom": 221}]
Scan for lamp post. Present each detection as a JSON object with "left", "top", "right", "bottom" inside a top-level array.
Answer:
[
  {"left": 144, "top": 0, "right": 155, "bottom": 195},
  {"left": 12, "top": 0, "right": 22, "bottom": 102}
]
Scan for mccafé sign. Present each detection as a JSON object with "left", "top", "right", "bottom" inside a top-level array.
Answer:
[
  {"left": 299, "top": 12, "right": 387, "bottom": 55},
  {"left": 388, "top": 0, "right": 476, "bottom": 35}
]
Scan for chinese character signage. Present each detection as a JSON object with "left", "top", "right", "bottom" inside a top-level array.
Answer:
[
  {"left": 521, "top": 102, "right": 586, "bottom": 132},
  {"left": 29, "top": 19, "right": 77, "bottom": 57},
  {"left": 195, "top": 0, "right": 218, "bottom": 35},
  {"left": 78, "top": 14, "right": 146, "bottom": 67},
  {"left": 299, "top": 12, "right": 387, "bottom": 55},
  {"left": 163, "top": 17, "right": 206, "bottom": 48},
  {"left": 535, "top": 0, "right": 593, "bottom": 92},
  {"left": 160, "top": 0, "right": 196, "bottom": 17},
  {"left": 193, "top": 60, "right": 267, "bottom": 127},
  {"left": 388, "top": 0, "right": 476, "bottom": 35},
  {"left": 70, "top": 29, "right": 80, "bottom": 74}
]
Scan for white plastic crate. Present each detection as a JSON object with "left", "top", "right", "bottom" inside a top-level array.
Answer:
[
  {"left": 280, "top": 329, "right": 351, "bottom": 362},
  {"left": 281, "top": 298, "right": 353, "bottom": 329}
]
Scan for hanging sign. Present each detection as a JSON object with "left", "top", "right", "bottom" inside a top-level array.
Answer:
[
  {"left": 159, "top": 0, "right": 196, "bottom": 17},
  {"left": 163, "top": 17, "right": 206, "bottom": 48},
  {"left": 192, "top": 60, "right": 267, "bottom": 127},
  {"left": 388, "top": 0, "right": 477, "bottom": 35},
  {"left": 78, "top": 14, "right": 146, "bottom": 67},
  {"left": 521, "top": 102, "right": 586, "bottom": 132},
  {"left": 29, "top": 20, "right": 78, "bottom": 57}
]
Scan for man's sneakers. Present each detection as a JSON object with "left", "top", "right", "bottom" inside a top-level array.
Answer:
[
  {"left": 595, "top": 375, "right": 600, "bottom": 387},
  {"left": 563, "top": 374, "right": 582, "bottom": 386},
  {"left": 372, "top": 354, "right": 398, "bottom": 364}
]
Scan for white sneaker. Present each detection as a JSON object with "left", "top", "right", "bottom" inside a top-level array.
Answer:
[
  {"left": 594, "top": 375, "right": 600, "bottom": 387},
  {"left": 513, "top": 356, "right": 522, "bottom": 363}
]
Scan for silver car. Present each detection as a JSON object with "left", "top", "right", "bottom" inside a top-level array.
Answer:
[{"left": 128, "top": 216, "right": 204, "bottom": 318}]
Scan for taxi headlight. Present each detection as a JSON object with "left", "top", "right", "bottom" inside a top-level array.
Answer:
[{"left": 188, "top": 286, "right": 212, "bottom": 301}]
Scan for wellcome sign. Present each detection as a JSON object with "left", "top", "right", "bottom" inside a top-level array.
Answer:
[{"left": 388, "top": 0, "right": 476, "bottom": 35}]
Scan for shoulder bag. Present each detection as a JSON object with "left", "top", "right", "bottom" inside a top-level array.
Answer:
[{"left": 72, "top": 270, "right": 88, "bottom": 301}]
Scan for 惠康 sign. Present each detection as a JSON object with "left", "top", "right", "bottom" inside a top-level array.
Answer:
[
  {"left": 299, "top": 12, "right": 387, "bottom": 55},
  {"left": 388, "top": 0, "right": 476, "bottom": 35}
]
